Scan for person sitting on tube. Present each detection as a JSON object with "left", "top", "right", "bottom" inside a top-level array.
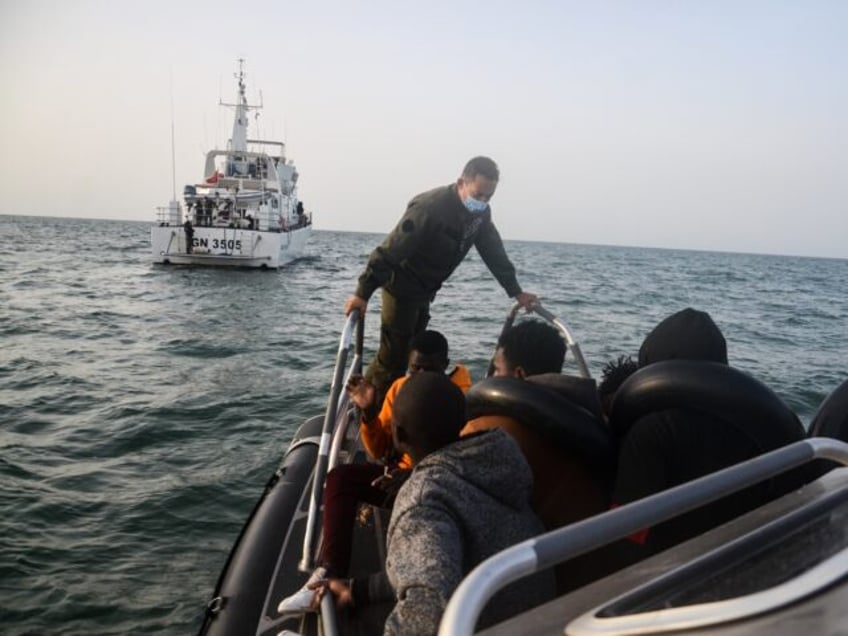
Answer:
[
  {"left": 311, "top": 372, "right": 554, "bottom": 633},
  {"left": 609, "top": 307, "right": 802, "bottom": 563},
  {"left": 276, "top": 330, "right": 471, "bottom": 615}
]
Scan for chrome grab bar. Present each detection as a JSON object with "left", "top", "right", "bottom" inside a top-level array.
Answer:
[
  {"left": 299, "top": 309, "right": 364, "bottom": 572},
  {"left": 531, "top": 303, "right": 591, "bottom": 379},
  {"left": 320, "top": 590, "right": 340, "bottom": 636},
  {"left": 488, "top": 302, "right": 591, "bottom": 379},
  {"left": 438, "top": 437, "right": 848, "bottom": 636},
  {"left": 326, "top": 350, "right": 363, "bottom": 473}
]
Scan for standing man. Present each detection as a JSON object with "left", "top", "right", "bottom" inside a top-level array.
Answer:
[
  {"left": 344, "top": 156, "right": 538, "bottom": 400},
  {"left": 183, "top": 218, "right": 195, "bottom": 254}
]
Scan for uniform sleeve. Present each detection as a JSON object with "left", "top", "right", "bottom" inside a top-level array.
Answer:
[
  {"left": 355, "top": 203, "right": 431, "bottom": 300},
  {"left": 473, "top": 218, "right": 522, "bottom": 297},
  {"left": 384, "top": 503, "right": 465, "bottom": 636}
]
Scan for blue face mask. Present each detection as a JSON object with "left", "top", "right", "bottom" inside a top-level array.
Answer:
[{"left": 463, "top": 197, "right": 488, "bottom": 213}]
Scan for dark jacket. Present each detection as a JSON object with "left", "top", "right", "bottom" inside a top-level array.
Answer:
[
  {"left": 355, "top": 185, "right": 522, "bottom": 302},
  {"left": 613, "top": 308, "right": 793, "bottom": 558},
  {"left": 384, "top": 429, "right": 554, "bottom": 636}
]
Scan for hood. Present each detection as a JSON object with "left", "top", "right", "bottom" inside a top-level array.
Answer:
[
  {"left": 415, "top": 428, "right": 532, "bottom": 511},
  {"left": 638, "top": 308, "right": 728, "bottom": 367}
]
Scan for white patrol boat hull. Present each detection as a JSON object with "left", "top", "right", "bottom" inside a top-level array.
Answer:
[
  {"left": 151, "top": 224, "right": 311, "bottom": 269},
  {"left": 151, "top": 60, "right": 312, "bottom": 270}
]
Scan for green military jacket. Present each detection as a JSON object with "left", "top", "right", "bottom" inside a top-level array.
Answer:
[{"left": 355, "top": 184, "right": 522, "bottom": 301}]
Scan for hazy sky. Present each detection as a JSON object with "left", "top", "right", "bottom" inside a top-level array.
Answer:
[{"left": 2, "top": 1, "right": 845, "bottom": 258}]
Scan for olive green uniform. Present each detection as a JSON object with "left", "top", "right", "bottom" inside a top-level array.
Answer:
[{"left": 355, "top": 184, "right": 522, "bottom": 394}]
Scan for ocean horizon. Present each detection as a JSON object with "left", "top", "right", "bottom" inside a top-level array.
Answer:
[{"left": 5, "top": 213, "right": 845, "bottom": 262}]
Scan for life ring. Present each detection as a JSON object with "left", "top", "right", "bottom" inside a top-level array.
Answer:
[
  {"left": 808, "top": 378, "right": 848, "bottom": 442},
  {"left": 466, "top": 375, "right": 613, "bottom": 467},
  {"left": 609, "top": 360, "right": 804, "bottom": 447}
]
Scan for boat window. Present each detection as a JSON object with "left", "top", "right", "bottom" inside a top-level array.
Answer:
[{"left": 566, "top": 490, "right": 848, "bottom": 635}]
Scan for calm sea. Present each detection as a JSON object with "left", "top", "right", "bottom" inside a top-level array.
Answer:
[{"left": 1, "top": 215, "right": 846, "bottom": 635}]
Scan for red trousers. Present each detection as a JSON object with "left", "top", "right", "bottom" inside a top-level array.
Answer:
[{"left": 320, "top": 462, "right": 387, "bottom": 577}]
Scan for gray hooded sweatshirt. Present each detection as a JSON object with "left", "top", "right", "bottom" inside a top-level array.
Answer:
[{"left": 384, "top": 429, "right": 554, "bottom": 636}]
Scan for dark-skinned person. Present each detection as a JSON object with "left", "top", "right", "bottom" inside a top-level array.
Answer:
[
  {"left": 610, "top": 307, "right": 806, "bottom": 564},
  {"left": 461, "top": 320, "right": 614, "bottom": 592},
  {"left": 277, "top": 330, "right": 470, "bottom": 615},
  {"left": 344, "top": 156, "right": 538, "bottom": 405},
  {"left": 598, "top": 354, "right": 638, "bottom": 421},
  {"left": 311, "top": 372, "right": 554, "bottom": 635}
]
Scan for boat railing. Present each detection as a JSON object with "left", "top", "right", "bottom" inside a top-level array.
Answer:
[
  {"left": 155, "top": 202, "right": 182, "bottom": 227},
  {"left": 300, "top": 309, "right": 365, "bottom": 573},
  {"left": 488, "top": 302, "right": 591, "bottom": 379},
  {"left": 438, "top": 437, "right": 848, "bottom": 636}
]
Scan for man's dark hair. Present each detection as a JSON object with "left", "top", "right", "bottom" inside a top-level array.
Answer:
[
  {"left": 462, "top": 156, "right": 499, "bottom": 182},
  {"left": 409, "top": 330, "right": 449, "bottom": 358},
  {"left": 598, "top": 354, "right": 638, "bottom": 417},
  {"left": 498, "top": 320, "right": 565, "bottom": 376},
  {"left": 599, "top": 355, "right": 638, "bottom": 398},
  {"left": 393, "top": 372, "right": 466, "bottom": 460}
]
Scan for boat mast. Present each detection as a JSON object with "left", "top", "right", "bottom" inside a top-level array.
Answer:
[
  {"left": 169, "top": 66, "right": 177, "bottom": 202},
  {"left": 219, "top": 58, "right": 262, "bottom": 153}
]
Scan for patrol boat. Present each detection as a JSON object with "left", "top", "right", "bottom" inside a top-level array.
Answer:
[
  {"left": 151, "top": 60, "right": 311, "bottom": 269},
  {"left": 196, "top": 304, "right": 848, "bottom": 636}
]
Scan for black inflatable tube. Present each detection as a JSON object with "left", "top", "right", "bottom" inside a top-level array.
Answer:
[
  {"left": 808, "top": 378, "right": 848, "bottom": 441},
  {"left": 465, "top": 376, "right": 613, "bottom": 467},
  {"left": 198, "top": 415, "right": 323, "bottom": 636},
  {"left": 609, "top": 360, "right": 804, "bottom": 444}
]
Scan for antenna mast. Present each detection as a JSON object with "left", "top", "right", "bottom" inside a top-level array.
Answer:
[
  {"left": 169, "top": 67, "right": 177, "bottom": 202},
  {"left": 219, "top": 58, "right": 262, "bottom": 153}
]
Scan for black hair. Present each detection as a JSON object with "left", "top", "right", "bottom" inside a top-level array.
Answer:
[
  {"left": 598, "top": 354, "right": 638, "bottom": 417},
  {"left": 497, "top": 319, "right": 565, "bottom": 376},
  {"left": 461, "top": 156, "right": 499, "bottom": 182},
  {"left": 408, "top": 330, "right": 449, "bottom": 358},
  {"left": 599, "top": 355, "right": 638, "bottom": 398},
  {"left": 393, "top": 372, "right": 465, "bottom": 461}
]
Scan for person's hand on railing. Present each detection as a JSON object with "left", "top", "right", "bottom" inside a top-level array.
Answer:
[
  {"left": 344, "top": 295, "right": 367, "bottom": 316},
  {"left": 346, "top": 374, "right": 378, "bottom": 422},
  {"left": 309, "top": 577, "right": 354, "bottom": 610},
  {"left": 513, "top": 291, "right": 539, "bottom": 310}
]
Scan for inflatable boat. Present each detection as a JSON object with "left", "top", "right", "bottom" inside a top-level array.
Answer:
[{"left": 196, "top": 305, "right": 848, "bottom": 636}]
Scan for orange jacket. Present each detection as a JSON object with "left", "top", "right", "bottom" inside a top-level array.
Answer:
[{"left": 360, "top": 364, "right": 472, "bottom": 469}]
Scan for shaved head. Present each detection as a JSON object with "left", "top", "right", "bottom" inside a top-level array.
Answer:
[{"left": 392, "top": 372, "right": 466, "bottom": 463}]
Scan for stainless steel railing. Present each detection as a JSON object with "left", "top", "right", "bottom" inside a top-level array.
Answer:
[
  {"left": 299, "top": 309, "right": 364, "bottom": 573},
  {"left": 438, "top": 437, "right": 848, "bottom": 636},
  {"left": 487, "top": 302, "right": 591, "bottom": 379}
]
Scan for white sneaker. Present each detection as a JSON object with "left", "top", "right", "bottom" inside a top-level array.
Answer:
[{"left": 277, "top": 567, "right": 326, "bottom": 615}]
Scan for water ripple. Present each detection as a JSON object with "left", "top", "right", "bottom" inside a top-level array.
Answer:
[{"left": 0, "top": 215, "right": 846, "bottom": 634}]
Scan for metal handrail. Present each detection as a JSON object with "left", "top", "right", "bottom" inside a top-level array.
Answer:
[
  {"left": 438, "top": 437, "right": 848, "bottom": 636},
  {"left": 487, "top": 302, "right": 591, "bottom": 379},
  {"left": 326, "top": 351, "right": 363, "bottom": 473},
  {"left": 299, "top": 309, "right": 364, "bottom": 572},
  {"left": 327, "top": 317, "right": 365, "bottom": 471},
  {"left": 320, "top": 591, "right": 339, "bottom": 636}
]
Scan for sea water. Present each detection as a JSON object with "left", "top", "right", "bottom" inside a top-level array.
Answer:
[{"left": 1, "top": 215, "right": 846, "bottom": 634}]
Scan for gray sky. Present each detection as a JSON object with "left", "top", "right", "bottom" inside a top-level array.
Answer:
[{"left": 2, "top": 1, "right": 846, "bottom": 258}]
